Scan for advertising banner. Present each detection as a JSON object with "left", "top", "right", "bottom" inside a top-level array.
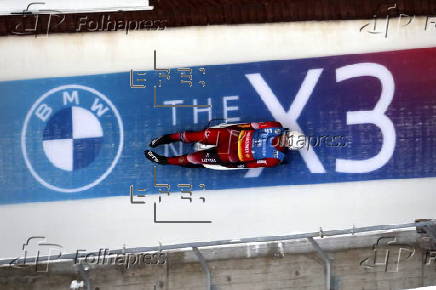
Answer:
[{"left": 1, "top": 47, "right": 435, "bottom": 204}]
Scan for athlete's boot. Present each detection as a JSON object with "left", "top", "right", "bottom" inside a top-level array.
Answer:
[
  {"left": 144, "top": 150, "right": 168, "bottom": 165},
  {"left": 149, "top": 134, "right": 176, "bottom": 148}
]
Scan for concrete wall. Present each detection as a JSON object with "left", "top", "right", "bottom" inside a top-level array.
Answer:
[{"left": 1, "top": 230, "right": 435, "bottom": 290}]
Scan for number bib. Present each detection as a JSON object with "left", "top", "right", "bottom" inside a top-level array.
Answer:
[{"left": 238, "top": 128, "right": 285, "bottom": 162}]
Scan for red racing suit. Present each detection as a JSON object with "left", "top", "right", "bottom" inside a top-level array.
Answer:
[{"left": 166, "top": 121, "right": 287, "bottom": 168}]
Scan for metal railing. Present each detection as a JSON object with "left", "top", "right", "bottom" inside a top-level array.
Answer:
[{"left": 1, "top": 220, "right": 435, "bottom": 266}]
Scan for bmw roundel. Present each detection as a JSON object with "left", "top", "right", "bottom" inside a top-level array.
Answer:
[{"left": 21, "top": 85, "right": 124, "bottom": 193}]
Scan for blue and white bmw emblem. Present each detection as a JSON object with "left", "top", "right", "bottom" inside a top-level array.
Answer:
[{"left": 21, "top": 85, "right": 124, "bottom": 193}]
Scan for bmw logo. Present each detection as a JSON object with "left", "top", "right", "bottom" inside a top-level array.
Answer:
[{"left": 21, "top": 85, "right": 124, "bottom": 193}]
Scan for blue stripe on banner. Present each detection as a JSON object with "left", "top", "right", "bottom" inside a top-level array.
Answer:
[{"left": 0, "top": 48, "right": 435, "bottom": 204}]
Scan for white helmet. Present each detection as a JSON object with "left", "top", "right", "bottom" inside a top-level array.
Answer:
[{"left": 285, "top": 131, "right": 307, "bottom": 150}]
